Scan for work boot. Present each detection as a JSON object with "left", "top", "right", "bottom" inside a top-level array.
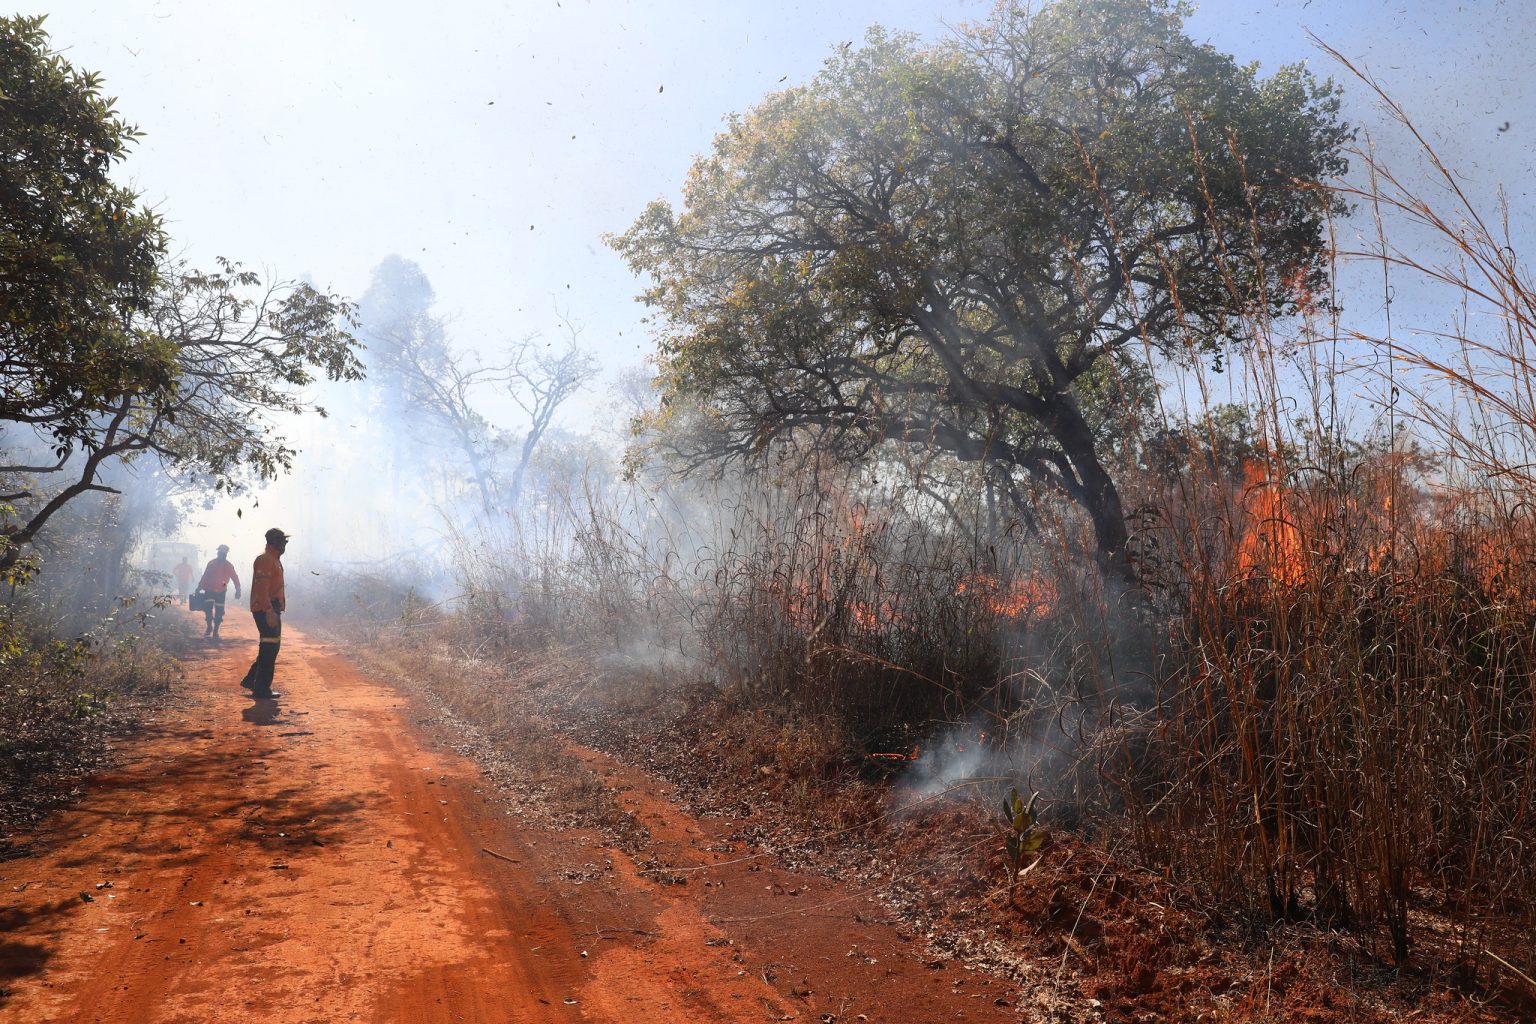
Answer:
[
  {"left": 204, "top": 625, "right": 212, "bottom": 637},
  {"left": 250, "top": 690, "right": 281, "bottom": 700},
  {"left": 212, "top": 626, "right": 220, "bottom": 639}
]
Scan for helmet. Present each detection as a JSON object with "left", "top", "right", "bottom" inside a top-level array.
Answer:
[
  {"left": 216, "top": 544, "right": 230, "bottom": 555},
  {"left": 264, "top": 528, "right": 290, "bottom": 546}
]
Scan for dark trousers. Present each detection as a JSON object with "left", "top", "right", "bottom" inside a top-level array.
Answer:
[
  {"left": 202, "top": 591, "right": 227, "bottom": 629},
  {"left": 241, "top": 611, "right": 282, "bottom": 694}
]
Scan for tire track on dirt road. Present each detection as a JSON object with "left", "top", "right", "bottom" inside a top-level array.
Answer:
[{"left": 0, "top": 614, "right": 1022, "bottom": 1023}]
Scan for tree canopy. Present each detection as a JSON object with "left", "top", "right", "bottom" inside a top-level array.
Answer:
[
  {"left": 0, "top": 14, "right": 169, "bottom": 455},
  {"left": 2, "top": 261, "right": 363, "bottom": 572},
  {"left": 0, "top": 17, "right": 363, "bottom": 572},
  {"left": 612, "top": 0, "right": 1350, "bottom": 578}
]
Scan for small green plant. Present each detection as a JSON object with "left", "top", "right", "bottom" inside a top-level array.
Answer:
[{"left": 999, "top": 787, "right": 1045, "bottom": 902}]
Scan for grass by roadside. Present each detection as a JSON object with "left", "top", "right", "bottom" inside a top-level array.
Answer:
[
  {"left": 0, "top": 607, "right": 187, "bottom": 846},
  {"left": 331, "top": 610, "right": 1524, "bottom": 1024}
]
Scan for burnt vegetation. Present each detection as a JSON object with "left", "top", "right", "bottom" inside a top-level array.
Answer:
[
  {"left": 5, "top": 2, "right": 1535, "bottom": 1020},
  {"left": 340, "top": 4, "right": 1535, "bottom": 1016}
]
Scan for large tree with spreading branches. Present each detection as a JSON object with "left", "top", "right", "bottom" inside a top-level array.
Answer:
[{"left": 613, "top": 0, "right": 1350, "bottom": 580}]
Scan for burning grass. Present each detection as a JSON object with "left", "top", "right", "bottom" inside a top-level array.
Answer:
[
  {"left": 316, "top": 443, "right": 1533, "bottom": 1017},
  {"left": 1134, "top": 445, "right": 1536, "bottom": 1003},
  {"left": 313, "top": 418, "right": 1534, "bottom": 1015},
  {"left": 309, "top": 51, "right": 1536, "bottom": 1019}
]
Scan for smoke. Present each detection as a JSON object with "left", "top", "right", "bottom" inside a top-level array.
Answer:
[
  {"left": 172, "top": 254, "right": 619, "bottom": 617},
  {"left": 905, "top": 724, "right": 992, "bottom": 800}
]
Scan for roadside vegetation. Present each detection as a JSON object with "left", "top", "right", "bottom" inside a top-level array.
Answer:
[
  {"left": 0, "top": 602, "right": 183, "bottom": 841},
  {"left": 329, "top": 2, "right": 1536, "bottom": 1019}
]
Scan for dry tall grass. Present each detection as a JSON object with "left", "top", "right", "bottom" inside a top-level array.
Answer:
[
  {"left": 320, "top": 58, "right": 1536, "bottom": 1006},
  {"left": 1123, "top": 53, "right": 1536, "bottom": 994}
]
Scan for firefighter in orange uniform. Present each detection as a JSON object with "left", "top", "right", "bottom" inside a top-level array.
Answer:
[
  {"left": 173, "top": 557, "right": 195, "bottom": 600},
  {"left": 195, "top": 544, "right": 242, "bottom": 639},
  {"left": 239, "top": 528, "right": 288, "bottom": 700}
]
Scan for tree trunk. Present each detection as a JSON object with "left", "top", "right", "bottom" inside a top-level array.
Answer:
[
  {"left": 1040, "top": 394, "right": 1138, "bottom": 587},
  {"left": 99, "top": 494, "right": 127, "bottom": 609},
  {"left": 1038, "top": 394, "right": 1157, "bottom": 705}
]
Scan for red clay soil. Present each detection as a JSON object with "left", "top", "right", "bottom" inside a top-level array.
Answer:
[{"left": 0, "top": 614, "right": 1024, "bottom": 1023}]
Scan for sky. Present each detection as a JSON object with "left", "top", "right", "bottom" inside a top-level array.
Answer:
[{"left": 28, "top": 0, "right": 1535, "bottom": 557}]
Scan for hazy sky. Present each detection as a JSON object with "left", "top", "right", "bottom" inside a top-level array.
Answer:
[
  {"left": 38, "top": 1, "right": 1533, "bottom": 395},
  {"left": 28, "top": 0, "right": 1535, "bottom": 556}
]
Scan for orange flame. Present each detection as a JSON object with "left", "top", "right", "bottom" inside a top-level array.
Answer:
[
  {"left": 865, "top": 745, "right": 921, "bottom": 762},
  {"left": 1235, "top": 459, "right": 1307, "bottom": 585},
  {"left": 957, "top": 572, "right": 1055, "bottom": 620}
]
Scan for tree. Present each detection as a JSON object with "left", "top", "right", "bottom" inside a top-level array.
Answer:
[
  {"left": 0, "top": 15, "right": 168, "bottom": 458},
  {"left": 358, "top": 260, "right": 503, "bottom": 516},
  {"left": 1, "top": 260, "right": 363, "bottom": 572},
  {"left": 356, "top": 256, "right": 599, "bottom": 519},
  {"left": 0, "top": 18, "right": 364, "bottom": 575},
  {"left": 612, "top": 0, "right": 1349, "bottom": 580},
  {"left": 502, "top": 321, "right": 601, "bottom": 511}
]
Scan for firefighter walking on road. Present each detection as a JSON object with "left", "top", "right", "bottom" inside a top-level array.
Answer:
[
  {"left": 239, "top": 528, "right": 288, "bottom": 700},
  {"left": 196, "top": 544, "right": 242, "bottom": 639}
]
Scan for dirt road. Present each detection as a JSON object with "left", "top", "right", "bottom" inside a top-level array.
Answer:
[{"left": 1, "top": 614, "right": 1024, "bottom": 1023}]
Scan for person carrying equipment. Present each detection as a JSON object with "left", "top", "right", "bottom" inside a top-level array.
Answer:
[
  {"left": 239, "top": 528, "right": 288, "bottom": 700},
  {"left": 195, "top": 544, "right": 242, "bottom": 638}
]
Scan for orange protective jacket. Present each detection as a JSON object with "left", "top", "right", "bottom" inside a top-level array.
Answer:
[
  {"left": 249, "top": 546, "right": 286, "bottom": 614},
  {"left": 197, "top": 557, "right": 241, "bottom": 594}
]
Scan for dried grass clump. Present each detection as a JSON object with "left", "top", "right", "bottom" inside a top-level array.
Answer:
[
  {"left": 0, "top": 610, "right": 181, "bottom": 833},
  {"left": 1121, "top": 50, "right": 1536, "bottom": 996}
]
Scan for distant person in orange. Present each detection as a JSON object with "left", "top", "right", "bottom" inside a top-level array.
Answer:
[
  {"left": 195, "top": 544, "right": 242, "bottom": 639},
  {"left": 173, "top": 557, "right": 194, "bottom": 600},
  {"left": 239, "top": 528, "right": 288, "bottom": 700}
]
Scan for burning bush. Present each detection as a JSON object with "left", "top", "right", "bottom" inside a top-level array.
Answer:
[{"left": 1138, "top": 439, "right": 1536, "bottom": 969}]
